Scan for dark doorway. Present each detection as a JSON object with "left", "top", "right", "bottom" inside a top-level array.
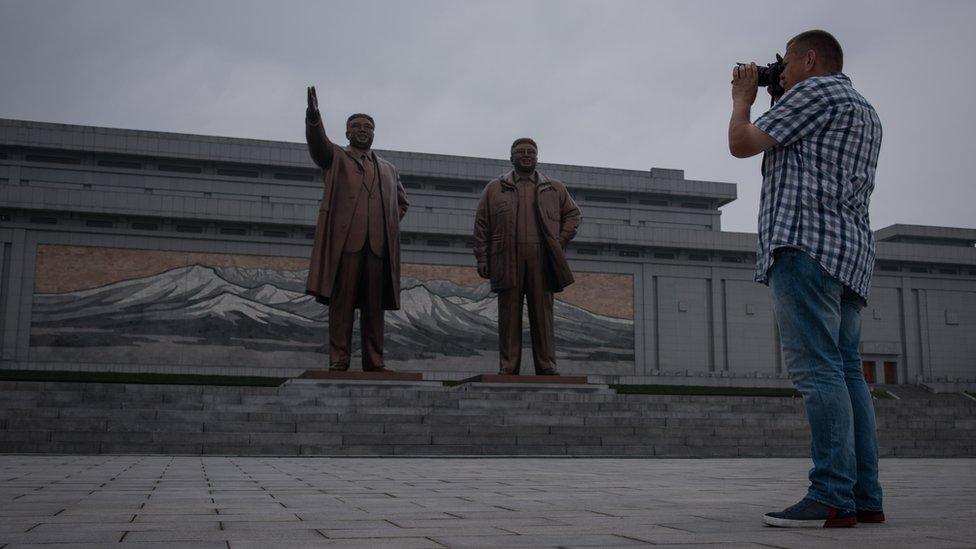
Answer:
[
  {"left": 862, "top": 361, "right": 876, "bottom": 384},
  {"left": 884, "top": 361, "right": 897, "bottom": 384}
]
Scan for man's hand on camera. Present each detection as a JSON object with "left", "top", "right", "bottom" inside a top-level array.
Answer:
[
  {"left": 731, "top": 63, "right": 759, "bottom": 107},
  {"left": 477, "top": 263, "right": 489, "bottom": 279}
]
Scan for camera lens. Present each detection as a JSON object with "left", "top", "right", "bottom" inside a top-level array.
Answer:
[{"left": 757, "top": 67, "right": 771, "bottom": 87}]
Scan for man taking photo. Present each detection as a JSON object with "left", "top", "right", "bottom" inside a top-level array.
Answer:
[{"left": 728, "top": 30, "right": 885, "bottom": 528}]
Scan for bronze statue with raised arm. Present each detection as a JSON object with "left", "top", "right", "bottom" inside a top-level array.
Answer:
[
  {"left": 304, "top": 86, "right": 409, "bottom": 372},
  {"left": 473, "top": 138, "right": 581, "bottom": 375}
]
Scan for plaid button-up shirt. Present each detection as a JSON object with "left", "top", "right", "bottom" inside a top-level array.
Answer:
[{"left": 753, "top": 73, "right": 882, "bottom": 300}]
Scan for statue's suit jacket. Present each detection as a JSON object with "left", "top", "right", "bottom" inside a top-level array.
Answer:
[
  {"left": 305, "top": 119, "right": 409, "bottom": 309},
  {"left": 473, "top": 170, "right": 581, "bottom": 293}
]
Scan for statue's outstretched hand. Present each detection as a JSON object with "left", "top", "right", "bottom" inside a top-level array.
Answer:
[{"left": 306, "top": 86, "right": 320, "bottom": 121}]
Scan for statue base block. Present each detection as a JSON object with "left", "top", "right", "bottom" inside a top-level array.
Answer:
[{"left": 299, "top": 370, "right": 423, "bottom": 381}]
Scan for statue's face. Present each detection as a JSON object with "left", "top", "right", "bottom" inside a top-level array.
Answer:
[
  {"left": 346, "top": 117, "right": 375, "bottom": 150},
  {"left": 510, "top": 143, "right": 538, "bottom": 173}
]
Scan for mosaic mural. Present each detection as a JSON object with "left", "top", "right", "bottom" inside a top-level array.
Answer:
[{"left": 30, "top": 245, "right": 634, "bottom": 374}]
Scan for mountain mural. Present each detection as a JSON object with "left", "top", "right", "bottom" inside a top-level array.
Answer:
[{"left": 30, "top": 264, "right": 634, "bottom": 368}]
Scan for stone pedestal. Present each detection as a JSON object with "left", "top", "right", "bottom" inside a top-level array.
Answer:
[
  {"left": 455, "top": 374, "right": 608, "bottom": 394},
  {"left": 460, "top": 374, "right": 588, "bottom": 384},
  {"left": 299, "top": 370, "right": 423, "bottom": 381}
]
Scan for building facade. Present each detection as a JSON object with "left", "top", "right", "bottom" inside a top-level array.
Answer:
[{"left": 1, "top": 119, "right": 974, "bottom": 389}]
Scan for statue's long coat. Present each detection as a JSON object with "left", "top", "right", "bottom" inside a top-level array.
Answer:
[{"left": 305, "top": 121, "right": 409, "bottom": 309}]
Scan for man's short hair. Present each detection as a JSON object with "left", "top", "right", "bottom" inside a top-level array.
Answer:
[
  {"left": 788, "top": 30, "right": 843, "bottom": 73},
  {"left": 511, "top": 137, "right": 538, "bottom": 152},
  {"left": 346, "top": 113, "right": 375, "bottom": 126}
]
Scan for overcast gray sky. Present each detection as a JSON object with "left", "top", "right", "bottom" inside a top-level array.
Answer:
[{"left": 1, "top": 0, "right": 973, "bottom": 233}]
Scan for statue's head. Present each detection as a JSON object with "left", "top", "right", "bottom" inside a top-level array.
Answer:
[
  {"left": 510, "top": 137, "right": 538, "bottom": 174},
  {"left": 346, "top": 113, "right": 375, "bottom": 150}
]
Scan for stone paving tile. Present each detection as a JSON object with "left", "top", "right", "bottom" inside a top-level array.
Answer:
[
  {"left": 320, "top": 526, "right": 509, "bottom": 539},
  {"left": 123, "top": 529, "right": 330, "bottom": 543},
  {"left": 428, "top": 533, "right": 647, "bottom": 547},
  {"left": 28, "top": 513, "right": 141, "bottom": 524},
  {"left": 0, "top": 529, "right": 127, "bottom": 544},
  {"left": 2, "top": 544, "right": 229, "bottom": 549},
  {"left": 229, "top": 539, "right": 444, "bottom": 549},
  {"left": 221, "top": 519, "right": 396, "bottom": 532},
  {"left": 386, "top": 517, "right": 565, "bottom": 529},
  {"left": 0, "top": 456, "right": 972, "bottom": 548},
  {"left": 294, "top": 510, "right": 456, "bottom": 522}
]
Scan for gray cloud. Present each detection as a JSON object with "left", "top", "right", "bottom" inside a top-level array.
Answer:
[{"left": 1, "top": 0, "right": 973, "bottom": 233}]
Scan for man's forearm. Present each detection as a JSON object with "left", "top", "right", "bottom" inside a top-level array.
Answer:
[
  {"left": 728, "top": 102, "right": 777, "bottom": 159},
  {"left": 728, "top": 101, "right": 753, "bottom": 158},
  {"left": 728, "top": 62, "right": 778, "bottom": 159}
]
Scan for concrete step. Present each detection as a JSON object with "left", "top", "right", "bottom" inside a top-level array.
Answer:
[{"left": 1, "top": 380, "right": 973, "bottom": 457}]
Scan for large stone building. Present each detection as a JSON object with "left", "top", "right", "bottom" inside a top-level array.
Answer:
[{"left": 1, "top": 118, "right": 974, "bottom": 390}]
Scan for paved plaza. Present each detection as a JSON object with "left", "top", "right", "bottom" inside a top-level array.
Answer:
[{"left": 0, "top": 456, "right": 973, "bottom": 548}]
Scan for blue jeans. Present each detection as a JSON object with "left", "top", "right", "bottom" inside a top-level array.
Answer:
[{"left": 768, "top": 248, "right": 883, "bottom": 513}]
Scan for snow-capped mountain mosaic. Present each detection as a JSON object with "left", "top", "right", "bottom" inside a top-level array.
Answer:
[{"left": 30, "top": 262, "right": 634, "bottom": 374}]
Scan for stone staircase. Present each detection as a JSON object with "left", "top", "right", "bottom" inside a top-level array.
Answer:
[{"left": 0, "top": 379, "right": 973, "bottom": 457}]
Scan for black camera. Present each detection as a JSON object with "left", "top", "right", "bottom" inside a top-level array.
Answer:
[{"left": 737, "top": 54, "right": 786, "bottom": 99}]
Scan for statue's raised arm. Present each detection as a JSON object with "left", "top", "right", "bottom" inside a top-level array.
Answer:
[{"left": 305, "top": 86, "right": 334, "bottom": 169}]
